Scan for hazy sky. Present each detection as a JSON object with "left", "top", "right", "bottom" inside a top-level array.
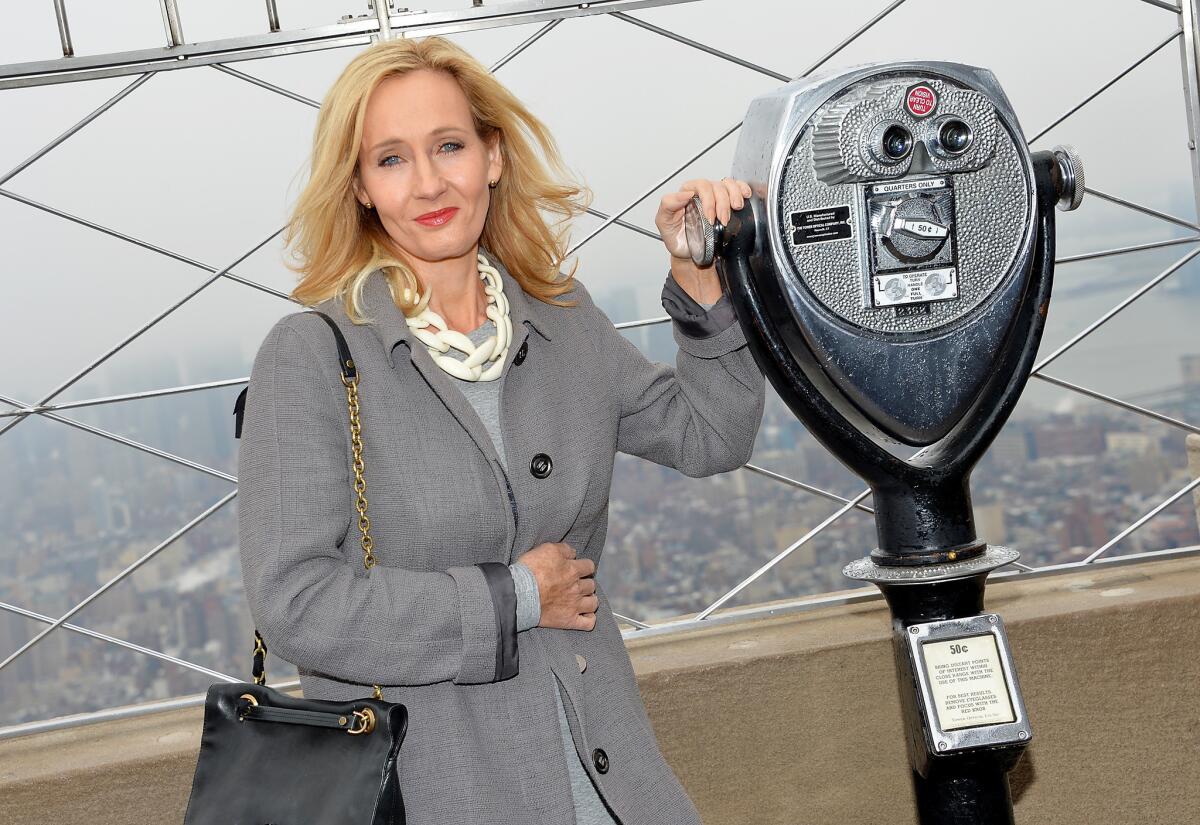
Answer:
[{"left": 1, "top": 0, "right": 1197, "bottom": 410}]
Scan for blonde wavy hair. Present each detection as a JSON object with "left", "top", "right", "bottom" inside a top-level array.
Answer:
[{"left": 283, "top": 35, "right": 593, "bottom": 322}]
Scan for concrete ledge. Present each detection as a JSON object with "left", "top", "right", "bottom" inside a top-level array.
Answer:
[
  {"left": 1, "top": 557, "right": 1197, "bottom": 824},
  {"left": 631, "top": 555, "right": 1200, "bottom": 824}
]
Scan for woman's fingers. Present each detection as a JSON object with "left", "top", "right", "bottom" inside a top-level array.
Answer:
[
  {"left": 681, "top": 178, "right": 716, "bottom": 224},
  {"left": 722, "top": 177, "right": 748, "bottom": 213},
  {"left": 681, "top": 177, "right": 752, "bottom": 226},
  {"left": 714, "top": 180, "right": 734, "bottom": 225},
  {"left": 658, "top": 189, "right": 694, "bottom": 219},
  {"left": 657, "top": 177, "right": 753, "bottom": 257}
]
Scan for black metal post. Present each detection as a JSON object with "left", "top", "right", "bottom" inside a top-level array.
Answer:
[{"left": 878, "top": 575, "right": 1023, "bottom": 824}]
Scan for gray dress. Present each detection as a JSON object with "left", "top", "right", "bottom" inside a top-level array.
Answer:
[{"left": 437, "top": 273, "right": 728, "bottom": 825}]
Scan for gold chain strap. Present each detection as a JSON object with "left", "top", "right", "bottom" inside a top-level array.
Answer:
[
  {"left": 342, "top": 366, "right": 384, "bottom": 700},
  {"left": 344, "top": 367, "right": 376, "bottom": 571},
  {"left": 252, "top": 357, "right": 384, "bottom": 702},
  {"left": 252, "top": 631, "right": 267, "bottom": 684}
]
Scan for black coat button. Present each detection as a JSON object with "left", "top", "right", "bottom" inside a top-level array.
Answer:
[
  {"left": 530, "top": 453, "right": 552, "bottom": 479},
  {"left": 592, "top": 748, "right": 609, "bottom": 774},
  {"left": 513, "top": 340, "right": 528, "bottom": 365}
]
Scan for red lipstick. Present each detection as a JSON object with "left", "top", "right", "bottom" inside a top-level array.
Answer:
[{"left": 415, "top": 207, "right": 458, "bottom": 226}]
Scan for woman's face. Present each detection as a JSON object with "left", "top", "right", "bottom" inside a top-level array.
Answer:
[{"left": 354, "top": 68, "right": 502, "bottom": 271}]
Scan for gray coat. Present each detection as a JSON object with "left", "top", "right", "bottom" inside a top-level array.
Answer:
[{"left": 237, "top": 248, "right": 766, "bottom": 825}]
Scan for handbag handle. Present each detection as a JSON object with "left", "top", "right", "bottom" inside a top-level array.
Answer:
[{"left": 236, "top": 311, "right": 384, "bottom": 701}]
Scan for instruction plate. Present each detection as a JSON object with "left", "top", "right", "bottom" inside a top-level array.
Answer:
[
  {"left": 905, "top": 614, "right": 1031, "bottom": 754},
  {"left": 923, "top": 634, "right": 1016, "bottom": 730}
]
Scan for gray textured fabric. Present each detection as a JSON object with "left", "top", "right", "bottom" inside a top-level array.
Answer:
[
  {"left": 436, "top": 319, "right": 541, "bottom": 633},
  {"left": 236, "top": 245, "right": 765, "bottom": 825},
  {"left": 442, "top": 317, "right": 618, "bottom": 824},
  {"left": 660, "top": 275, "right": 736, "bottom": 338}
]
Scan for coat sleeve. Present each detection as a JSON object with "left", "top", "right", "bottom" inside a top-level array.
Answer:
[
  {"left": 237, "top": 316, "right": 518, "bottom": 687},
  {"left": 572, "top": 271, "right": 766, "bottom": 478}
]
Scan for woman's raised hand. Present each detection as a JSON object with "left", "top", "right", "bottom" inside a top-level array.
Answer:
[
  {"left": 655, "top": 177, "right": 753, "bottom": 260},
  {"left": 516, "top": 542, "right": 598, "bottom": 631}
]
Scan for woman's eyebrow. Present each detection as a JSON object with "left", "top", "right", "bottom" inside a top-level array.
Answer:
[{"left": 370, "top": 126, "right": 468, "bottom": 153}]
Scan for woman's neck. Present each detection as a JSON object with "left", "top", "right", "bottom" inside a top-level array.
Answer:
[{"left": 413, "top": 244, "right": 489, "bottom": 334}]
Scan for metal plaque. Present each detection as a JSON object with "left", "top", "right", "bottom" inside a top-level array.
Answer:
[{"left": 904, "top": 613, "right": 1031, "bottom": 753}]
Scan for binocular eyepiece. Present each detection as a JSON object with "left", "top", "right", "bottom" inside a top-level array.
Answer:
[{"left": 870, "top": 117, "right": 974, "bottom": 165}]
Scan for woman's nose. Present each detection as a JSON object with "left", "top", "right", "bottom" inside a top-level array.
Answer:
[{"left": 411, "top": 155, "right": 447, "bottom": 199}]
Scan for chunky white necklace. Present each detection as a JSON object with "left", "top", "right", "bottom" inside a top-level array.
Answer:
[{"left": 404, "top": 252, "right": 512, "bottom": 382}]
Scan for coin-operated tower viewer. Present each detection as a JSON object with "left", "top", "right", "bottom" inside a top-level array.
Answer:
[{"left": 683, "top": 62, "right": 1084, "bottom": 824}]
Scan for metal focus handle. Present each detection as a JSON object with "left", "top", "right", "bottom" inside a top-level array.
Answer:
[
  {"left": 683, "top": 193, "right": 723, "bottom": 267},
  {"left": 1050, "top": 143, "right": 1085, "bottom": 212}
]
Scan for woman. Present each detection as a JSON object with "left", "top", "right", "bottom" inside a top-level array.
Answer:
[{"left": 237, "top": 35, "right": 765, "bottom": 825}]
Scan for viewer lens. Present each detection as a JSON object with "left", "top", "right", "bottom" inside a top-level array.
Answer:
[
  {"left": 882, "top": 125, "right": 912, "bottom": 161},
  {"left": 938, "top": 119, "right": 972, "bottom": 155}
]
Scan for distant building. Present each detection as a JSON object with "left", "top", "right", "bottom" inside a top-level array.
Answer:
[
  {"left": 975, "top": 503, "right": 1008, "bottom": 545},
  {"left": 1031, "top": 417, "right": 1105, "bottom": 460},
  {"left": 987, "top": 426, "right": 1033, "bottom": 469},
  {"left": 1104, "top": 431, "right": 1156, "bottom": 455},
  {"left": 1056, "top": 495, "right": 1109, "bottom": 554}
]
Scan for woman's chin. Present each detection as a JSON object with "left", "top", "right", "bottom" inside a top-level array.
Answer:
[{"left": 405, "top": 234, "right": 481, "bottom": 262}]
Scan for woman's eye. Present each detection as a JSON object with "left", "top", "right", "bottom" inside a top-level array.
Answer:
[{"left": 379, "top": 143, "right": 460, "bottom": 167}]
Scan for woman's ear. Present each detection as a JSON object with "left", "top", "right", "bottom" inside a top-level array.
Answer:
[{"left": 486, "top": 131, "right": 503, "bottom": 184}]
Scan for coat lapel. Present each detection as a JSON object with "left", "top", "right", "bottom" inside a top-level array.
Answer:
[{"left": 358, "top": 245, "right": 552, "bottom": 471}]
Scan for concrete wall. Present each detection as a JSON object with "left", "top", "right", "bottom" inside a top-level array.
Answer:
[{"left": 1, "top": 556, "right": 1197, "bottom": 824}]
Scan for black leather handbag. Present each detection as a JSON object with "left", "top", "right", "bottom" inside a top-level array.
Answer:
[{"left": 184, "top": 311, "right": 408, "bottom": 825}]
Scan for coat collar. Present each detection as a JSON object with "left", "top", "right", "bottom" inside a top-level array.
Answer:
[
  {"left": 359, "top": 245, "right": 553, "bottom": 370},
  {"left": 346, "top": 246, "right": 559, "bottom": 492}
]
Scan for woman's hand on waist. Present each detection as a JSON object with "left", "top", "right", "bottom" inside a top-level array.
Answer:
[{"left": 514, "top": 542, "right": 597, "bottom": 631}]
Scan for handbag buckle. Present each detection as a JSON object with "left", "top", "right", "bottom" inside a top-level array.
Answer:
[
  {"left": 236, "top": 692, "right": 258, "bottom": 722},
  {"left": 347, "top": 706, "right": 376, "bottom": 735}
]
